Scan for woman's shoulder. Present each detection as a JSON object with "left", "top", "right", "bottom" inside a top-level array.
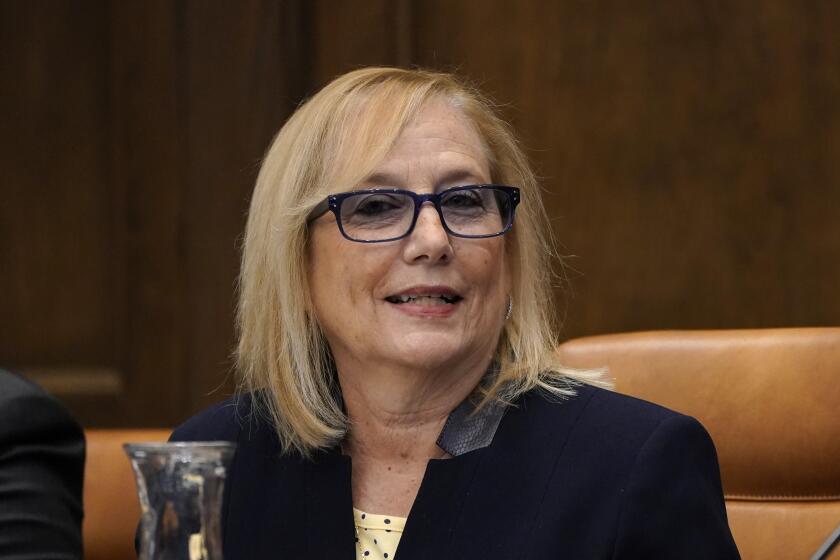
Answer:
[
  {"left": 578, "top": 383, "right": 689, "bottom": 423},
  {"left": 526, "top": 381, "right": 686, "bottom": 419},
  {"left": 170, "top": 393, "right": 266, "bottom": 443},
  {"left": 522, "top": 382, "right": 713, "bottom": 453},
  {"left": 516, "top": 383, "right": 725, "bottom": 512}
]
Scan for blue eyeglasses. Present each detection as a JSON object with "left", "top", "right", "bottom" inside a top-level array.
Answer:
[{"left": 307, "top": 184, "right": 520, "bottom": 243}]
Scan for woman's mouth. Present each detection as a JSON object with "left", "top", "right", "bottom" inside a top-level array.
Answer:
[
  {"left": 385, "top": 294, "right": 462, "bottom": 305},
  {"left": 384, "top": 287, "right": 463, "bottom": 317}
]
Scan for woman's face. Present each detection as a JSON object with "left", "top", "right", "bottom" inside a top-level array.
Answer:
[{"left": 308, "top": 99, "right": 511, "bottom": 375}]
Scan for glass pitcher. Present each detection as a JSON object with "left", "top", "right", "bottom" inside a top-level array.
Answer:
[{"left": 124, "top": 442, "right": 236, "bottom": 560}]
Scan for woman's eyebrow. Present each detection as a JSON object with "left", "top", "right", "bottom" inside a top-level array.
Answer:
[
  {"left": 363, "top": 171, "right": 404, "bottom": 187},
  {"left": 435, "top": 169, "right": 486, "bottom": 187},
  {"left": 362, "top": 168, "right": 486, "bottom": 189}
]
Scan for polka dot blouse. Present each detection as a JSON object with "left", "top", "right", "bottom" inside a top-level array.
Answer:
[{"left": 353, "top": 508, "right": 406, "bottom": 560}]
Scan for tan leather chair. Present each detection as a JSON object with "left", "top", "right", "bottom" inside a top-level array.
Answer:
[
  {"left": 557, "top": 328, "right": 840, "bottom": 560},
  {"left": 83, "top": 428, "right": 171, "bottom": 560}
]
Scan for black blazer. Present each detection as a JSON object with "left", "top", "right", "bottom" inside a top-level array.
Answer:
[
  {"left": 0, "top": 369, "right": 85, "bottom": 559},
  {"left": 171, "top": 383, "right": 740, "bottom": 559}
]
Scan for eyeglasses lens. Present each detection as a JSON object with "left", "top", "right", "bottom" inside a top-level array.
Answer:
[
  {"left": 340, "top": 192, "right": 414, "bottom": 240},
  {"left": 339, "top": 187, "right": 512, "bottom": 241}
]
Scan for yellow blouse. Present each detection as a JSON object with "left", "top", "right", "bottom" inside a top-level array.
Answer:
[{"left": 353, "top": 508, "right": 407, "bottom": 560}]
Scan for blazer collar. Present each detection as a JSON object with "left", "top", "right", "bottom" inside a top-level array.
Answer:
[{"left": 436, "top": 392, "right": 507, "bottom": 456}]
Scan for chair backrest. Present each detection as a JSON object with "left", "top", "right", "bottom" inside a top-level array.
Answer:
[
  {"left": 557, "top": 328, "right": 840, "bottom": 560},
  {"left": 83, "top": 428, "right": 171, "bottom": 560}
]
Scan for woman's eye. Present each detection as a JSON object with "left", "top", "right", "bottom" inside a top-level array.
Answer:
[
  {"left": 356, "top": 199, "right": 391, "bottom": 215},
  {"left": 349, "top": 195, "right": 405, "bottom": 217},
  {"left": 354, "top": 196, "right": 396, "bottom": 214},
  {"left": 443, "top": 191, "right": 484, "bottom": 209}
]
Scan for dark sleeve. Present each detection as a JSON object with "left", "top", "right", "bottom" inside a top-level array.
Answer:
[
  {"left": 612, "top": 414, "right": 741, "bottom": 559},
  {"left": 0, "top": 375, "right": 85, "bottom": 560}
]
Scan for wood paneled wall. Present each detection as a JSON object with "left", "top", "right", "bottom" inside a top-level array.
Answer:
[
  {"left": 411, "top": 1, "right": 840, "bottom": 336},
  {"left": 2, "top": 1, "right": 838, "bottom": 426},
  {"left": 2, "top": 1, "right": 302, "bottom": 425}
]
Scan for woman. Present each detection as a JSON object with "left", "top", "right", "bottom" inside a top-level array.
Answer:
[{"left": 173, "top": 67, "right": 740, "bottom": 558}]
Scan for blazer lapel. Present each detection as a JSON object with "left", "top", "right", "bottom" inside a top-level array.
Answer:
[
  {"left": 223, "top": 419, "right": 315, "bottom": 558},
  {"left": 304, "top": 448, "right": 356, "bottom": 559},
  {"left": 225, "top": 434, "right": 355, "bottom": 559},
  {"left": 395, "top": 450, "right": 485, "bottom": 559}
]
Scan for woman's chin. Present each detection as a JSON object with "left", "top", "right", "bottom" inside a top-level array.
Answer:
[{"left": 379, "top": 333, "right": 482, "bottom": 372}]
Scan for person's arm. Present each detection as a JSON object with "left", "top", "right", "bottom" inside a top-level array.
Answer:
[
  {"left": 612, "top": 413, "right": 741, "bottom": 558},
  {"left": 0, "top": 371, "right": 85, "bottom": 559}
]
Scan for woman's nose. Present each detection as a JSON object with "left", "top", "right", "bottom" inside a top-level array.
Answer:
[{"left": 403, "top": 203, "right": 453, "bottom": 263}]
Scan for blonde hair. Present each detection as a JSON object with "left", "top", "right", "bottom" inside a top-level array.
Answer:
[{"left": 237, "top": 67, "right": 607, "bottom": 456}]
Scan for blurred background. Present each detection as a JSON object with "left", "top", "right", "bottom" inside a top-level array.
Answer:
[{"left": 2, "top": 1, "right": 838, "bottom": 428}]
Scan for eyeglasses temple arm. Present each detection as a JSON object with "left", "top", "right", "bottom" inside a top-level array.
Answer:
[{"left": 307, "top": 198, "right": 331, "bottom": 223}]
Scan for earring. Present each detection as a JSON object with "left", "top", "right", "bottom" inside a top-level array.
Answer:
[{"left": 504, "top": 296, "right": 513, "bottom": 321}]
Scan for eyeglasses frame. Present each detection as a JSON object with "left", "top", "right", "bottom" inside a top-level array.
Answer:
[{"left": 306, "top": 184, "right": 521, "bottom": 243}]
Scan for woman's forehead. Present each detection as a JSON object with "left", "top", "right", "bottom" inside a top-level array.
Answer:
[{"left": 336, "top": 99, "right": 490, "bottom": 191}]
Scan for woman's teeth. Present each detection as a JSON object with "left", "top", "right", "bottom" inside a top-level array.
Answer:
[{"left": 386, "top": 294, "right": 460, "bottom": 305}]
